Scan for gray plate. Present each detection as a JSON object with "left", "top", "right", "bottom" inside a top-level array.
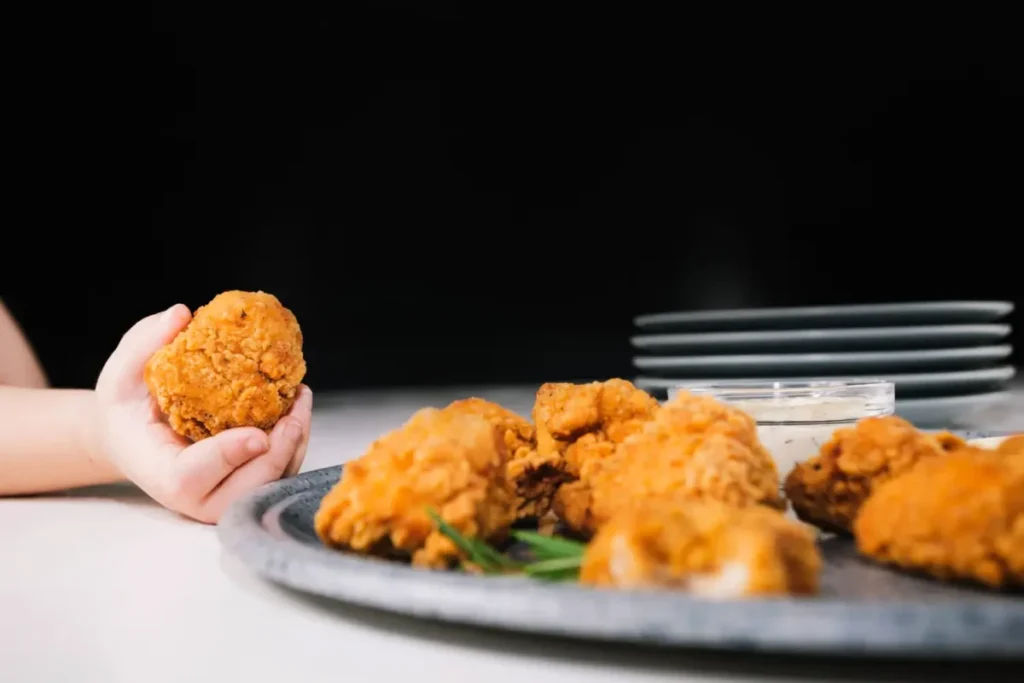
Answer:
[
  {"left": 634, "top": 301, "right": 1014, "bottom": 332},
  {"left": 218, "top": 452, "right": 1024, "bottom": 658},
  {"left": 633, "top": 345, "right": 1013, "bottom": 376},
  {"left": 632, "top": 325, "right": 1011, "bottom": 354},
  {"left": 635, "top": 366, "right": 1017, "bottom": 399}
]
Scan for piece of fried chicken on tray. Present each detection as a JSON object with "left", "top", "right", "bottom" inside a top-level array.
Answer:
[
  {"left": 441, "top": 398, "right": 565, "bottom": 519},
  {"left": 533, "top": 379, "right": 662, "bottom": 478},
  {"left": 996, "top": 434, "right": 1024, "bottom": 456},
  {"left": 314, "top": 407, "right": 519, "bottom": 569},
  {"left": 783, "top": 416, "right": 966, "bottom": 534},
  {"left": 553, "top": 389, "right": 784, "bottom": 536},
  {"left": 854, "top": 446, "right": 1024, "bottom": 589},
  {"left": 581, "top": 499, "right": 821, "bottom": 597}
]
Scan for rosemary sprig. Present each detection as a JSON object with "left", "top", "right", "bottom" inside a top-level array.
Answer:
[
  {"left": 426, "top": 508, "right": 584, "bottom": 582},
  {"left": 522, "top": 555, "right": 582, "bottom": 582},
  {"left": 522, "top": 564, "right": 580, "bottom": 581},
  {"left": 522, "top": 556, "right": 583, "bottom": 573},
  {"left": 526, "top": 568, "right": 581, "bottom": 582},
  {"left": 425, "top": 509, "right": 518, "bottom": 574},
  {"left": 511, "top": 530, "right": 586, "bottom": 561}
]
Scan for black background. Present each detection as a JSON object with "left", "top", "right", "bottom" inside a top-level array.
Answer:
[{"left": 4, "top": 5, "right": 1021, "bottom": 391}]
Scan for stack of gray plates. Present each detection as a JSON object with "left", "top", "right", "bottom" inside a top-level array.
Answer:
[{"left": 632, "top": 301, "right": 1016, "bottom": 428}]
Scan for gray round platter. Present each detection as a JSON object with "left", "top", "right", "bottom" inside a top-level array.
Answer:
[
  {"left": 631, "top": 324, "right": 1011, "bottom": 354},
  {"left": 634, "top": 366, "right": 1017, "bottom": 398},
  {"left": 218, "top": 442, "right": 1024, "bottom": 659},
  {"left": 632, "top": 345, "right": 1013, "bottom": 376},
  {"left": 634, "top": 301, "right": 1014, "bottom": 332}
]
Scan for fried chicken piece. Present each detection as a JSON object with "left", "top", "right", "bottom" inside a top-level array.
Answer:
[
  {"left": 581, "top": 499, "right": 821, "bottom": 597},
  {"left": 441, "top": 398, "right": 565, "bottom": 518},
  {"left": 783, "top": 416, "right": 964, "bottom": 534},
  {"left": 996, "top": 435, "right": 1024, "bottom": 456},
  {"left": 144, "top": 290, "right": 306, "bottom": 441},
  {"left": 966, "top": 434, "right": 1022, "bottom": 451},
  {"left": 314, "top": 407, "right": 518, "bottom": 569},
  {"left": 557, "top": 391, "right": 783, "bottom": 535},
  {"left": 533, "top": 379, "right": 661, "bottom": 478},
  {"left": 934, "top": 431, "right": 969, "bottom": 452},
  {"left": 854, "top": 447, "right": 1024, "bottom": 589}
]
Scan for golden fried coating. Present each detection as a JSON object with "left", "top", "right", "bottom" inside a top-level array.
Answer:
[
  {"left": 854, "top": 447, "right": 1024, "bottom": 589},
  {"left": 144, "top": 290, "right": 306, "bottom": 442},
  {"left": 533, "top": 379, "right": 661, "bottom": 477},
  {"left": 581, "top": 499, "right": 821, "bottom": 597},
  {"left": 934, "top": 431, "right": 969, "bottom": 452},
  {"left": 645, "top": 389, "right": 770, "bottom": 447},
  {"left": 996, "top": 435, "right": 1024, "bottom": 456},
  {"left": 783, "top": 416, "right": 964, "bottom": 534},
  {"left": 314, "top": 408, "right": 518, "bottom": 569},
  {"left": 556, "top": 391, "right": 783, "bottom": 535},
  {"left": 440, "top": 398, "right": 565, "bottom": 518}
]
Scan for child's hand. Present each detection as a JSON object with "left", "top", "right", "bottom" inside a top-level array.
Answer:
[{"left": 94, "top": 304, "right": 313, "bottom": 523}]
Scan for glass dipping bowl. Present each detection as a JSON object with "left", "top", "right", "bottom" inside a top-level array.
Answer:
[{"left": 667, "top": 380, "right": 896, "bottom": 479}]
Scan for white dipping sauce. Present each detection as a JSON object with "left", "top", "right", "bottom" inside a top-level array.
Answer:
[{"left": 725, "top": 397, "right": 886, "bottom": 480}]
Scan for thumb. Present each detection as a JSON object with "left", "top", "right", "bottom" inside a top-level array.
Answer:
[{"left": 98, "top": 304, "right": 192, "bottom": 402}]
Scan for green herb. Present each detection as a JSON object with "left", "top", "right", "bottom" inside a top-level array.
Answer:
[
  {"left": 522, "top": 556, "right": 583, "bottom": 572},
  {"left": 522, "top": 556, "right": 582, "bottom": 582},
  {"left": 426, "top": 509, "right": 518, "bottom": 574},
  {"left": 427, "top": 508, "right": 584, "bottom": 582},
  {"left": 526, "top": 567, "right": 580, "bottom": 582},
  {"left": 511, "top": 530, "right": 586, "bottom": 561}
]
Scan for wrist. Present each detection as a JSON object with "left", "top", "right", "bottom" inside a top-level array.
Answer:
[{"left": 77, "top": 389, "right": 123, "bottom": 482}]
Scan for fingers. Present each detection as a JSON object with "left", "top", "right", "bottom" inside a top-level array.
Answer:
[
  {"left": 198, "top": 401, "right": 312, "bottom": 522},
  {"left": 167, "top": 427, "right": 270, "bottom": 519},
  {"left": 98, "top": 304, "right": 192, "bottom": 402},
  {"left": 284, "top": 385, "right": 313, "bottom": 477}
]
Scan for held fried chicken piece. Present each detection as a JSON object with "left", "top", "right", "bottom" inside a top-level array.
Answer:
[
  {"left": 441, "top": 398, "right": 565, "bottom": 518},
  {"left": 783, "top": 416, "right": 965, "bottom": 533},
  {"left": 854, "top": 447, "right": 1024, "bottom": 589},
  {"left": 581, "top": 499, "right": 821, "bottom": 597},
  {"left": 557, "top": 392, "right": 783, "bottom": 535},
  {"left": 533, "top": 379, "right": 661, "bottom": 478},
  {"left": 144, "top": 290, "right": 306, "bottom": 441},
  {"left": 314, "top": 408, "right": 518, "bottom": 569}
]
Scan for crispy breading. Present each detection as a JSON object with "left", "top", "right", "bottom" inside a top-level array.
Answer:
[
  {"left": 144, "top": 290, "right": 306, "bottom": 442},
  {"left": 783, "top": 416, "right": 965, "bottom": 533},
  {"left": 533, "top": 379, "right": 661, "bottom": 477},
  {"left": 581, "top": 499, "right": 820, "bottom": 596},
  {"left": 441, "top": 398, "right": 566, "bottom": 518},
  {"left": 556, "top": 391, "right": 783, "bottom": 535},
  {"left": 996, "top": 434, "right": 1024, "bottom": 456},
  {"left": 854, "top": 447, "right": 1024, "bottom": 589},
  {"left": 313, "top": 407, "right": 518, "bottom": 569}
]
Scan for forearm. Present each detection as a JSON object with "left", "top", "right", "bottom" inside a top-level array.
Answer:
[
  {"left": 0, "top": 300, "right": 49, "bottom": 388},
  {"left": 0, "top": 387, "right": 123, "bottom": 495}
]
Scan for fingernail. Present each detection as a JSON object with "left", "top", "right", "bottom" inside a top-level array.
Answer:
[
  {"left": 285, "top": 419, "right": 303, "bottom": 441},
  {"left": 161, "top": 304, "right": 184, "bottom": 324},
  {"left": 246, "top": 436, "right": 267, "bottom": 455}
]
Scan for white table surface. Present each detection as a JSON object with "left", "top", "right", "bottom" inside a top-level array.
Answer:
[{"left": 2, "top": 384, "right": 1021, "bottom": 682}]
